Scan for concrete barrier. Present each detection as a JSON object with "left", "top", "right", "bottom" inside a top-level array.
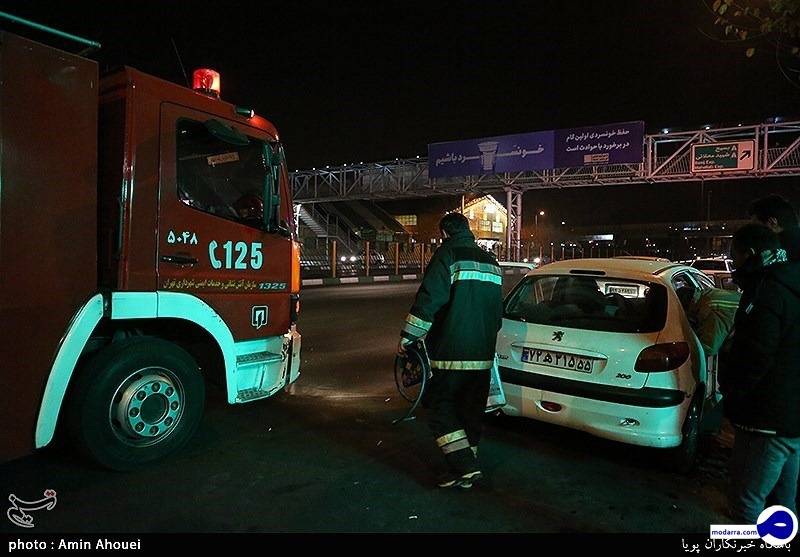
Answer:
[{"left": 301, "top": 266, "right": 531, "bottom": 288}]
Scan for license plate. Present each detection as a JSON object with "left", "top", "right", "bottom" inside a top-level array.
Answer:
[
  {"left": 521, "top": 348, "right": 594, "bottom": 373},
  {"left": 605, "top": 284, "right": 639, "bottom": 297}
]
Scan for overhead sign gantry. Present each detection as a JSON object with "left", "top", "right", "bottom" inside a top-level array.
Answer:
[{"left": 291, "top": 120, "right": 800, "bottom": 260}]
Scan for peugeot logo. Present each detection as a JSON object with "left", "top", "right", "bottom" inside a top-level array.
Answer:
[{"left": 552, "top": 331, "right": 564, "bottom": 342}]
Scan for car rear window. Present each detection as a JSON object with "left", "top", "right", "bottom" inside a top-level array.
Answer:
[
  {"left": 504, "top": 275, "right": 668, "bottom": 333},
  {"left": 692, "top": 260, "right": 727, "bottom": 271}
]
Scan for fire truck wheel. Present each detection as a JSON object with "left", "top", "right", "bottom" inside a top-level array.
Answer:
[{"left": 66, "top": 337, "right": 205, "bottom": 471}]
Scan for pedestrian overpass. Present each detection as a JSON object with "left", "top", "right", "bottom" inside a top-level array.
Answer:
[{"left": 290, "top": 121, "right": 800, "bottom": 260}]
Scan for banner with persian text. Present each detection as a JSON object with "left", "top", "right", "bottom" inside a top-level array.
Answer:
[{"left": 428, "top": 121, "right": 644, "bottom": 178}]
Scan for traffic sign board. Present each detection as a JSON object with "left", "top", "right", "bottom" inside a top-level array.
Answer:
[{"left": 691, "top": 140, "right": 755, "bottom": 173}]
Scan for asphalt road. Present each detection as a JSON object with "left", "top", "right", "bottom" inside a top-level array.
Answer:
[{"left": 1, "top": 281, "right": 732, "bottom": 533}]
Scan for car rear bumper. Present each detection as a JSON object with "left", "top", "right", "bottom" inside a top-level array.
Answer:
[{"left": 500, "top": 367, "right": 691, "bottom": 448}]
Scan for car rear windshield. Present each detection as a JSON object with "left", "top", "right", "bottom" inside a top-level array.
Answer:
[
  {"left": 504, "top": 275, "right": 668, "bottom": 333},
  {"left": 692, "top": 260, "right": 728, "bottom": 271}
]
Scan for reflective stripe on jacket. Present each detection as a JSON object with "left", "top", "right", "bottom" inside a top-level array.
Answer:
[
  {"left": 401, "top": 229, "right": 503, "bottom": 370},
  {"left": 691, "top": 288, "right": 741, "bottom": 356}
]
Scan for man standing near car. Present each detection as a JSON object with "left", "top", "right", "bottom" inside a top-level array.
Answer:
[
  {"left": 748, "top": 194, "right": 800, "bottom": 262},
  {"left": 721, "top": 223, "right": 800, "bottom": 523},
  {"left": 748, "top": 194, "right": 800, "bottom": 512},
  {"left": 397, "top": 213, "right": 503, "bottom": 489}
]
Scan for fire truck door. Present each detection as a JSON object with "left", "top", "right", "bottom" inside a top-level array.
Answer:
[{"left": 158, "top": 103, "right": 292, "bottom": 340}]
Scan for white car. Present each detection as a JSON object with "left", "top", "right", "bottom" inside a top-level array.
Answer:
[
  {"left": 690, "top": 258, "right": 734, "bottom": 275},
  {"left": 690, "top": 258, "right": 738, "bottom": 290},
  {"left": 496, "top": 258, "right": 719, "bottom": 471}
]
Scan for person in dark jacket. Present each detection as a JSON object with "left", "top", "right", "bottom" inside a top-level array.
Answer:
[
  {"left": 748, "top": 194, "right": 800, "bottom": 262},
  {"left": 721, "top": 223, "right": 800, "bottom": 523},
  {"left": 398, "top": 213, "right": 503, "bottom": 489}
]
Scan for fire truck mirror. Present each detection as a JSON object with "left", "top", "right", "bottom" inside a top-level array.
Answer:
[
  {"left": 204, "top": 118, "right": 250, "bottom": 146},
  {"left": 263, "top": 143, "right": 282, "bottom": 232}
]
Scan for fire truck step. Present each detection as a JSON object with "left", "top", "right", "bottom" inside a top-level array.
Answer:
[
  {"left": 236, "top": 351, "right": 283, "bottom": 365},
  {"left": 236, "top": 388, "right": 275, "bottom": 402}
]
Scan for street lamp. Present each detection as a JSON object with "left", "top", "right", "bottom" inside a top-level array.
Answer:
[
  {"left": 535, "top": 211, "right": 545, "bottom": 260},
  {"left": 535, "top": 210, "right": 545, "bottom": 230}
]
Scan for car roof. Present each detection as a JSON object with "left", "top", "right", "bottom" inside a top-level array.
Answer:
[
  {"left": 613, "top": 256, "right": 671, "bottom": 262},
  {"left": 529, "top": 258, "right": 687, "bottom": 280}
]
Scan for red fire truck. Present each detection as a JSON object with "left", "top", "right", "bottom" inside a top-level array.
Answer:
[{"left": 0, "top": 19, "right": 302, "bottom": 470}]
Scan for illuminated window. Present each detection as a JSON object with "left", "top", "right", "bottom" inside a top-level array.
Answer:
[
  {"left": 395, "top": 215, "right": 417, "bottom": 226},
  {"left": 480, "top": 220, "right": 492, "bottom": 232}
]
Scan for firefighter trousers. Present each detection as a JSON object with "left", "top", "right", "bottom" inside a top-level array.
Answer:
[{"left": 426, "top": 368, "right": 490, "bottom": 475}]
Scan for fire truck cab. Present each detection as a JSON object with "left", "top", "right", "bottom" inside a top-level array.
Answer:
[{"left": 0, "top": 27, "right": 301, "bottom": 470}]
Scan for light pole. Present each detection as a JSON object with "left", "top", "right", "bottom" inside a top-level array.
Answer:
[
  {"left": 535, "top": 210, "right": 544, "bottom": 261},
  {"left": 535, "top": 210, "right": 545, "bottom": 231}
]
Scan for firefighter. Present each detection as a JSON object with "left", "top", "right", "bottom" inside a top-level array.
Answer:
[
  {"left": 677, "top": 285, "right": 741, "bottom": 357},
  {"left": 397, "top": 213, "right": 503, "bottom": 489}
]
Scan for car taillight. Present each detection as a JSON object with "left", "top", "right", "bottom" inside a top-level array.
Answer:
[
  {"left": 634, "top": 342, "right": 690, "bottom": 373},
  {"left": 291, "top": 241, "right": 301, "bottom": 294}
]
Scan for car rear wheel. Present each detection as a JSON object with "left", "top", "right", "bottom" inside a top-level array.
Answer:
[
  {"left": 66, "top": 337, "right": 205, "bottom": 471},
  {"left": 669, "top": 393, "right": 702, "bottom": 474}
]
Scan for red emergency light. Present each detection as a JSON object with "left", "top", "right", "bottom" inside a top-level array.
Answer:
[{"left": 192, "top": 68, "right": 221, "bottom": 99}]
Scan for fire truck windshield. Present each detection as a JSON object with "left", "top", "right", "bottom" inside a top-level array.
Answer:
[{"left": 176, "top": 118, "right": 279, "bottom": 229}]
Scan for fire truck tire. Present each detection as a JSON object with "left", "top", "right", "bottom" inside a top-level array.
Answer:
[{"left": 66, "top": 336, "right": 205, "bottom": 471}]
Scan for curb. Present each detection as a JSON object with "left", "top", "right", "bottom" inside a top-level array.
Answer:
[{"left": 300, "top": 267, "right": 530, "bottom": 287}]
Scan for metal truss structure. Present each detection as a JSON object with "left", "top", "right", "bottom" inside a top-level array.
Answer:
[{"left": 290, "top": 121, "right": 800, "bottom": 259}]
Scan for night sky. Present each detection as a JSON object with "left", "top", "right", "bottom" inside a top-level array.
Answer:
[
  {"left": 1, "top": 0, "right": 796, "bottom": 169},
  {"left": 1, "top": 1, "right": 797, "bottom": 225}
]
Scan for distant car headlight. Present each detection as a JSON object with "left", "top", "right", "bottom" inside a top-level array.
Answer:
[
  {"left": 340, "top": 256, "right": 347, "bottom": 262},
  {"left": 350, "top": 256, "right": 357, "bottom": 262}
]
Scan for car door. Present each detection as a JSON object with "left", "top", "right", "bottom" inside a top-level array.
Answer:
[
  {"left": 671, "top": 270, "right": 711, "bottom": 394},
  {"left": 688, "top": 269, "right": 715, "bottom": 291}
]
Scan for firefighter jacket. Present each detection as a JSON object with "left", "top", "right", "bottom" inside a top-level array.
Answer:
[
  {"left": 688, "top": 287, "right": 741, "bottom": 356},
  {"left": 401, "top": 229, "right": 503, "bottom": 370}
]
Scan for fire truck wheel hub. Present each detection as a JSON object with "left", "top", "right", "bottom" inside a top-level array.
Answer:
[{"left": 112, "top": 369, "right": 184, "bottom": 444}]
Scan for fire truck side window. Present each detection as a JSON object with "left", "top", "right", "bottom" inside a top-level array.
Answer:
[{"left": 176, "top": 119, "right": 268, "bottom": 228}]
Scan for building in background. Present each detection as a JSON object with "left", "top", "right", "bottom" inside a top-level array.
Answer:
[
  {"left": 389, "top": 194, "right": 508, "bottom": 254},
  {"left": 459, "top": 195, "right": 508, "bottom": 253}
]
